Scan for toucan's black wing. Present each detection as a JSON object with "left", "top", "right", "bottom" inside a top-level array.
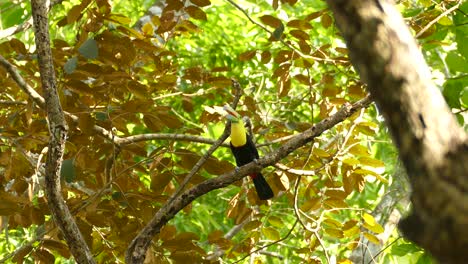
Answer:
[{"left": 245, "top": 134, "right": 260, "bottom": 159}]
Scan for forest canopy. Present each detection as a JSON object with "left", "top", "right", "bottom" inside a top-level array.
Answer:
[{"left": 0, "top": 0, "right": 467, "bottom": 263}]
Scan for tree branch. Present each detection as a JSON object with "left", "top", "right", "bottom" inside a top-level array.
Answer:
[
  {"left": 31, "top": 0, "right": 95, "bottom": 263},
  {"left": 326, "top": 0, "right": 468, "bottom": 262},
  {"left": 125, "top": 96, "right": 372, "bottom": 263}
]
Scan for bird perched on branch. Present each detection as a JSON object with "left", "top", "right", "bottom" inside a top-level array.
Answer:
[{"left": 224, "top": 105, "right": 274, "bottom": 200}]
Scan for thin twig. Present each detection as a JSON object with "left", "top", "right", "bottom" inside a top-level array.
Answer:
[{"left": 415, "top": 1, "right": 462, "bottom": 38}]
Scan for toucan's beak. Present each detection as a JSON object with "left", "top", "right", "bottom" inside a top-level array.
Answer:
[
  {"left": 225, "top": 114, "right": 239, "bottom": 122},
  {"left": 223, "top": 105, "right": 241, "bottom": 118},
  {"left": 223, "top": 104, "right": 242, "bottom": 122}
]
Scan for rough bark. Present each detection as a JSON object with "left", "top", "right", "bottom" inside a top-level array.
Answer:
[
  {"left": 326, "top": 0, "right": 468, "bottom": 262},
  {"left": 31, "top": 0, "right": 95, "bottom": 263}
]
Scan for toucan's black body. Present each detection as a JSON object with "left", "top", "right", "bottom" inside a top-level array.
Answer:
[{"left": 230, "top": 133, "right": 274, "bottom": 200}]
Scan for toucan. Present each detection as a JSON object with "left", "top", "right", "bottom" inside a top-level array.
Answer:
[{"left": 224, "top": 105, "right": 274, "bottom": 200}]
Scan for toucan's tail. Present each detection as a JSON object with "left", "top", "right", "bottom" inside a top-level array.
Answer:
[{"left": 252, "top": 173, "right": 274, "bottom": 200}]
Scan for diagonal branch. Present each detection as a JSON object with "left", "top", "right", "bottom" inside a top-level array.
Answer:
[{"left": 125, "top": 95, "right": 372, "bottom": 263}]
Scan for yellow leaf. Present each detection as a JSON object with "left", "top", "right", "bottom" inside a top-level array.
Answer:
[
  {"left": 363, "top": 222, "right": 385, "bottom": 234},
  {"left": 362, "top": 213, "right": 376, "bottom": 226},
  {"left": 343, "top": 225, "right": 360, "bottom": 237},
  {"left": 324, "top": 228, "right": 343, "bottom": 238},
  {"left": 244, "top": 220, "right": 262, "bottom": 232},
  {"left": 354, "top": 168, "right": 388, "bottom": 183},
  {"left": 267, "top": 216, "right": 284, "bottom": 228},
  {"left": 349, "top": 145, "right": 370, "bottom": 156},
  {"left": 323, "top": 218, "right": 343, "bottom": 228},
  {"left": 362, "top": 213, "right": 384, "bottom": 234},
  {"left": 262, "top": 227, "right": 280, "bottom": 241},
  {"left": 437, "top": 16, "right": 452, "bottom": 26},
  {"left": 359, "top": 157, "right": 385, "bottom": 168},
  {"left": 363, "top": 232, "right": 381, "bottom": 245},
  {"left": 313, "top": 147, "right": 330, "bottom": 157},
  {"left": 342, "top": 157, "right": 360, "bottom": 165}
]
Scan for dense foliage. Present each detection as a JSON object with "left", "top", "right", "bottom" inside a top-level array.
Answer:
[{"left": 0, "top": 0, "right": 466, "bottom": 262}]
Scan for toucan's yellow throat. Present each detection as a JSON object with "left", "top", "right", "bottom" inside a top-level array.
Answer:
[{"left": 230, "top": 120, "right": 247, "bottom": 147}]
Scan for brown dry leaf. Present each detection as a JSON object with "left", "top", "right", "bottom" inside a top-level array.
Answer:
[
  {"left": 204, "top": 157, "right": 235, "bottom": 175},
  {"left": 32, "top": 249, "right": 55, "bottom": 263},
  {"left": 261, "top": 50, "right": 272, "bottom": 64},
  {"left": 42, "top": 239, "right": 71, "bottom": 259},
  {"left": 226, "top": 194, "right": 241, "bottom": 219},
  {"left": 157, "top": 111, "right": 183, "bottom": 129},
  {"left": 143, "top": 114, "right": 164, "bottom": 132},
  {"left": 160, "top": 225, "right": 177, "bottom": 241},
  {"left": 321, "top": 13, "right": 333, "bottom": 28},
  {"left": 298, "top": 40, "right": 311, "bottom": 54},
  {"left": 190, "top": 0, "right": 211, "bottom": 7},
  {"left": 0, "top": 191, "right": 28, "bottom": 215},
  {"left": 165, "top": 0, "right": 184, "bottom": 12},
  {"left": 299, "top": 197, "right": 321, "bottom": 212},
  {"left": 274, "top": 50, "right": 294, "bottom": 64},
  {"left": 287, "top": 19, "right": 312, "bottom": 29},
  {"left": 290, "top": 29, "right": 310, "bottom": 40},
  {"left": 259, "top": 15, "right": 282, "bottom": 28},
  {"left": 324, "top": 189, "right": 348, "bottom": 200},
  {"left": 77, "top": 113, "right": 95, "bottom": 135},
  {"left": 272, "top": 63, "right": 291, "bottom": 78},
  {"left": 323, "top": 198, "right": 348, "bottom": 209},
  {"left": 306, "top": 11, "right": 324, "bottom": 21},
  {"left": 185, "top": 6, "right": 207, "bottom": 21},
  {"left": 278, "top": 76, "right": 291, "bottom": 97},
  {"left": 238, "top": 50, "right": 257, "bottom": 61},
  {"left": 206, "top": 76, "right": 232, "bottom": 86},
  {"left": 67, "top": 5, "right": 84, "bottom": 24},
  {"left": 207, "top": 230, "right": 224, "bottom": 243},
  {"left": 151, "top": 171, "right": 173, "bottom": 194},
  {"left": 178, "top": 149, "right": 200, "bottom": 170},
  {"left": 285, "top": 0, "right": 298, "bottom": 6}
]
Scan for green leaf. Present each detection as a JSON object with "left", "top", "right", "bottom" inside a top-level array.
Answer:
[
  {"left": 0, "top": 2, "right": 27, "bottom": 28},
  {"left": 446, "top": 50, "right": 468, "bottom": 73},
  {"left": 272, "top": 23, "right": 284, "bottom": 40},
  {"left": 78, "top": 38, "right": 98, "bottom": 59},
  {"left": 391, "top": 243, "right": 422, "bottom": 256},
  {"left": 443, "top": 79, "right": 464, "bottom": 109},
  {"left": 461, "top": 86, "right": 468, "bottom": 108},
  {"left": 64, "top": 56, "right": 78, "bottom": 74},
  {"left": 416, "top": 252, "right": 434, "bottom": 264},
  {"left": 60, "top": 159, "right": 76, "bottom": 183}
]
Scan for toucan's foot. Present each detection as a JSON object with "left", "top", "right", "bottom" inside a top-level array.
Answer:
[
  {"left": 253, "top": 158, "right": 259, "bottom": 165},
  {"left": 235, "top": 167, "right": 240, "bottom": 173}
]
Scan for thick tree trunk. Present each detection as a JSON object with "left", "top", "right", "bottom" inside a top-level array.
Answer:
[{"left": 326, "top": 0, "right": 468, "bottom": 263}]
